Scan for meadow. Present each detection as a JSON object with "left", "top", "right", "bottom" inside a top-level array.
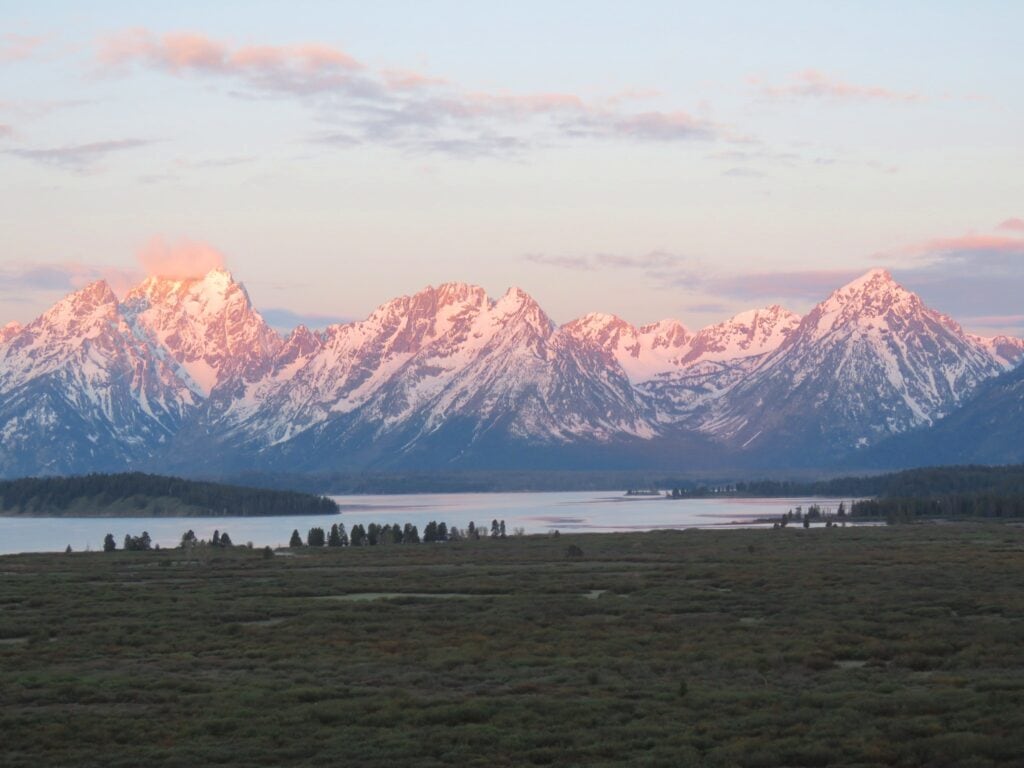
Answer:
[{"left": 2, "top": 524, "right": 1023, "bottom": 767}]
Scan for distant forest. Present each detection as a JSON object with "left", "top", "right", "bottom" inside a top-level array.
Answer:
[
  {"left": 0, "top": 473, "right": 339, "bottom": 517},
  {"left": 734, "top": 464, "right": 1024, "bottom": 499},
  {"left": 658, "top": 465, "right": 1024, "bottom": 521},
  {"left": 215, "top": 465, "right": 1024, "bottom": 499},
  {"left": 737, "top": 465, "right": 1024, "bottom": 522}
]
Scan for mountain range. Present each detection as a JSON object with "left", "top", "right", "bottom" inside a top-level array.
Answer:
[{"left": 1, "top": 267, "right": 1021, "bottom": 478}]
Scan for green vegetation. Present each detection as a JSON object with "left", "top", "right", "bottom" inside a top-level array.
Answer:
[
  {"left": 666, "top": 465, "right": 1024, "bottom": 522},
  {"left": 0, "top": 473, "right": 338, "bottom": 517},
  {"left": 734, "top": 464, "right": 1024, "bottom": 498},
  {"left": 853, "top": 495, "right": 1024, "bottom": 522},
  {"left": 2, "top": 525, "right": 1023, "bottom": 766}
]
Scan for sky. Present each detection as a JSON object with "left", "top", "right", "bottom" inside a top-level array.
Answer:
[{"left": 1, "top": 1, "right": 1022, "bottom": 335}]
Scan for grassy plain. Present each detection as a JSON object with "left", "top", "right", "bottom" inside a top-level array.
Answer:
[{"left": 2, "top": 524, "right": 1023, "bottom": 767}]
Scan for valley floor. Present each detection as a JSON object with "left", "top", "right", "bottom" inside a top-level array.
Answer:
[{"left": 2, "top": 525, "right": 1023, "bottom": 767}]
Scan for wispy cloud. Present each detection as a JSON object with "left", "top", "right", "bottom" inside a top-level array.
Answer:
[
  {"left": 753, "top": 70, "right": 922, "bottom": 103},
  {"left": 961, "top": 313, "right": 1024, "bottom": 331},
  {"left": 96, "top": 29, "right": 725, "bottom": 156},
  {"left": 0, "top": 123, "right": 12, "bottom": 138},
  {"left": 6, "top": 138, "right": 155, "bottom": 171},
  {"left": 0, "top": 261, "right": 140, "bottom": 301},
  {"left": 722, "top": 167, "right": 766, "bottom": 178},
  {"left": 524, "top": 249, "right": 693, "bottom": 275},
  {"left": 996, "top": 217, "right": 1024, "bottom": 233},
  {"left": 0, "top": 33, "right": 43, "bottom": 63},
  {"left": 881, "top": 225, "right": 1024, "bottom": 329}
]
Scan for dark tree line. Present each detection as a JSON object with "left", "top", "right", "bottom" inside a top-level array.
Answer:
[
  {"left": 289, "top": 519, "right": 508, "bottom": 547},
  {"left": 101, "top": 528, "right": 238, "bottom": 551},
  {"left": 852, "top": 494, "right": 1024, "bottom": 522},
  {"left": 0, "top": 472, "right": 338, "bottom": 517},
  {"left": 733, "top": 464, "right": 1024, "bottom": 499}
]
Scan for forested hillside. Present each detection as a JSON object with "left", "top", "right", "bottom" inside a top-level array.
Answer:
[{"left": 0, "top": 473, "right": 339, "bottom": 517}]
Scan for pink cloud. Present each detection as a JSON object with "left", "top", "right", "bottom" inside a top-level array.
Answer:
[
  {"left": 920, "top": 234, "right": 1024, "bottom": 254},
  {"left": 0, "top": 33, "right": 43, "bottom": 63},
  {"left": 137, "top": 237, "right": 226, "bottom": 278},
  {"left": 610, "top": 111, "right": 715, "bottom": 141},
  {"left": 99, "top": 29, "right": 360, "bottom": 86},
  {"left": 758, "top": 70, "right": 922, "bottom": 103},
  {"left": 996, "top": 217, "right": 1024, "bottom": 233},
  {"left": 97, "top": 28, "right": 723, "bottom": 153},
  {"left": 963, "top": 313, "right": 1024, "bottom": 327},
  {"left": 380, "top": 69, "right": 447, "bottom": 90}
]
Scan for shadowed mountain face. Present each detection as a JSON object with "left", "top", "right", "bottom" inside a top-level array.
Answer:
[
  {"left": 856, "top": 361, "right": 1024, "bottom": 469},
  {"left": 0, "top": 267, "right": 1020, "bottom": 476},
  {"left": 696, "top": 269, "right": 1014, "bottom": 465}
]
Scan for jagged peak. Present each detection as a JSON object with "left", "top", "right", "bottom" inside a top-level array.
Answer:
[
  {"left": 830, "top": 267, "right": 911, "bottom": 301},
  {"left": 719, "top": 304, "right": 801, "bottom": 328},
  {"left": 130, "top": 266, "right": 240, "bottom": 296},
  {"left": 640, "top": 318, "right": 688, "bottom": 334},
  {"left": 55, "top": 279, "right": 118, "bottom": 309},
  {"left": 565, "top": 312, "right": 633, "bottom": 332},
  {"left": 25, "top": 280, "right": 121, "bottom": 337},
  {"left": 811, "top": 267, "right": 922, "bottom": 323},
  {"left": 497, "top": 285, "right": 548, "bottom": 314}
]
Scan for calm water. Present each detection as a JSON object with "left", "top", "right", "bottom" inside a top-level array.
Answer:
[{"left": 0, "top": 492, "right": 857, "bottom": 555}]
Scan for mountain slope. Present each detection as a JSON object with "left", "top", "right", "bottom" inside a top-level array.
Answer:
[
  {"left": 638, "top": 305, "right": 802, "bottom": 421},
  {"left": 860, "top": 361, "right": 1024, "bottom": 467},
  {"left": 0, "top": 282, "right": 197, "bottom": 475},
  {"left": 703, "top": 269, "right": 1010, "bottom": 464},
  {"left": 201, "top": 283, "right": 658, "bottom": 471},
  {"left": 122, "top": 268, "right": 281, "bottom": 397},
  {"left": 0, "top": 266, "right": 1021, "bottom": 476}
]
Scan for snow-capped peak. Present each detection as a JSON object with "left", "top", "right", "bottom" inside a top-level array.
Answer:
[
  {"left": 34, "top": 280, "right": 119, "bottom": 335},
  {"left": 122, "top": 269, "right": 280, "bottom": 396},
  {"left": 682, "top": 304, "right": 801, "bottom": 365},
  {"left": 968, "top": 333, "right": 1024, "bottom": 370}
]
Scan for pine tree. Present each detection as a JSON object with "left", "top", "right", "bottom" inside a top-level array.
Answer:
[
  {"left": 289, "top": 529, "right": 303, "bottom": 548},
  {"left": 424, "top": 521, "right": 438, "bottom": 543},
  {"left": 350, "top": 524, "right": 366, "bottom": 546},
  {"left": 499, "top": 520, "right": 506, "bottom": 538},
  {"left": 103, "top": 533, "right": 116, "bottom": 552},
  {"left": 307, "top": 527, "right": 326, "bottom": 547},
  {"left": 328, "top": 523, "right": 342, "bottom": 547},
  {"left": 491, "top": 519, "right": 500, "bottom": 538},
  {"left": 403, "top": 523, "right": 420, "bottom": 544}
]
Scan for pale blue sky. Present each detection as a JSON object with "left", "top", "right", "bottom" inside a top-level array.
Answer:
[{"left": 1, "top": 1, "right": 1022, "bottom": 333}]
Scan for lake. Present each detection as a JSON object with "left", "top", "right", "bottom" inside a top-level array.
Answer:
[{"left": 0, "top": 492, "right": 858, "bottom": 555}]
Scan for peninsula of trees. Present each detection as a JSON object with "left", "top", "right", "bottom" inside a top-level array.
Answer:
[{"left": 0, "top": 473, "right": 339, "bottom": 517}]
